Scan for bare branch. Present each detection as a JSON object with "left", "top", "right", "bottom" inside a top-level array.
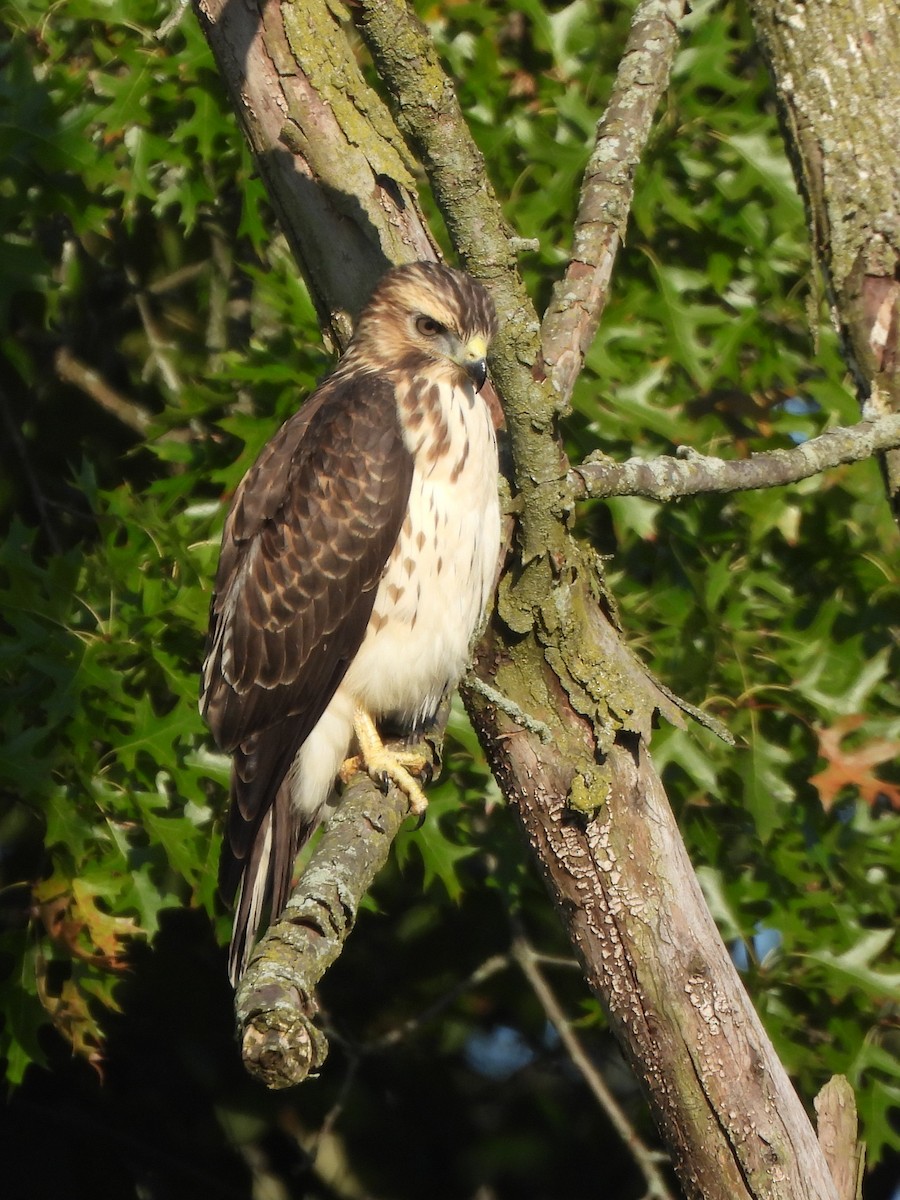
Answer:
[
  {"left": 234, "top": 770, "right": 412, "bottom": 1089},
  {"left": 54, "top": 347, "right": 153, "bottom": 435},
  {"left": 541, "top": 0, "right": 685, "bottom": 409},
  {"left": 365, "top": 954, "right": 510, "bottom": 1052},
  {"left": 571, "top": 413, "right": 900, "bottom": 501},
  {"left": 511, "top": 926, "right": 676, "bottom": 1200},
  {"left": 156, "top": 0, "right": 190, "bottom": 39}
]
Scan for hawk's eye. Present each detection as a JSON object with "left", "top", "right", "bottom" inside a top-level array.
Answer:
[{"left": 415, "top": 315, "right": 446, "bottom": 337}]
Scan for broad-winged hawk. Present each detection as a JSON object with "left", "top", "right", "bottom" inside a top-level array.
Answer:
[{"left": 200, "top": 262, "right": 500, "bottom": 983}]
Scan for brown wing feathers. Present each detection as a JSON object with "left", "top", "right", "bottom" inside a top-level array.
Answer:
[{"left": 201, "top": 371, "right": 414, "bottom": 911}]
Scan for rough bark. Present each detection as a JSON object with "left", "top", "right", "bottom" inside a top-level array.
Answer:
[
  {"left": 749, "top": 0, "right": 900, "bottom": 515},
  {"left": 467, "top": 558, "right": 842, "bottom": 1200},
  {"left": 193, "top": 1, "right": 866, "bottom": 1195},
  {"left": 193, "top": 0, "right": 438, "bottom": 349},
  {"left": 234, "top": 771, "right": 410, "bottom": 1088},
  {"left": 814, "top": 1077, "right": 864, "bottom": 1200}
]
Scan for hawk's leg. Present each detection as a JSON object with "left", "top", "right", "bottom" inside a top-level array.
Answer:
[{"left": 341, "top": 708, "right": 430, "bottom": 816}]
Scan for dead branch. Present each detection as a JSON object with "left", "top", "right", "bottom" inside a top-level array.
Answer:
[
  {"left": 511, "top": 923, "right": 676, "bottom": 1200},
  {"left": 54, "top": 347, "right": 152, "bottom": 435},
  {"left": 571, "top": 413, "right": 900, "bottom": 500}
]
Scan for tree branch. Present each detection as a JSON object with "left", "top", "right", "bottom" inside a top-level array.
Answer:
[
  {"left": 748, "top": 0, "right": 900, "bottom": 520},
  {"left": 813, "top": 1077, "right": 864, "bottom": 1200},
  {"left": 234, "top": 770, "right": 413, "bottom": 1089},
  {"left": 353, "top": 0, "right": 572, "bottom": 572},
  {"left": 54, "top": 347, "right": 152, "bottom": 435},
  {"left": 511, "top": 924, "right": 676, "bottom": 1200},
  {"left": 468, "top": 617, "right": 842, "bottom": 1200},
  {"left": 572, "top": 413, "right": 900, "bottom": 500},
  {"left": 199, "top": 4, "right": 850, "bottom": 1195},
  {"left": 193, "top": 0, "right": 438, "bottom": 350},
  {"left": 541, "top": 0, "right": 685, "bottom": 410}
]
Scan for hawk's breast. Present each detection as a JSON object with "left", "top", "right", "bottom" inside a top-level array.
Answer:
[{"left": 342, "top": 370, "right": 500, "bottom": 724}]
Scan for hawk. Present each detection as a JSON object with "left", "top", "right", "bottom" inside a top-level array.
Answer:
[{"left": 200, "top": 262, "right": 500, "bottom": 984}]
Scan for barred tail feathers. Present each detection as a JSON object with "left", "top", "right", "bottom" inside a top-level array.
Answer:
[{"left": 224, "top": 696, "right": 357, "bottom": 986}]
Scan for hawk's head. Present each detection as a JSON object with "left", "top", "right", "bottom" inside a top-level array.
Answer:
[{"left": 350, "top": 262, "right": 498, "bottom": 392}]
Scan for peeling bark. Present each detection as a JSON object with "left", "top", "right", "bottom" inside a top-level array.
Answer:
[{"left": 467, "top": 561, "right": 842, "bottom": 1200}]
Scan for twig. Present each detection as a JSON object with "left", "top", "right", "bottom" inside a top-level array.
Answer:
[
  {"left": 462, "top": 674, "right": 553, "bottom": 743},
  {"left": 541, "top": 0, "right": 686, "bottom": 409},
  {"left": 571, "top": 413, "right": 900, "bottom": 500},
  {"left": 53, "top": 347, "right": 152, "bottom": 435},
  {"left": 156, "top": 0, "right": 191, "bottom": 40},
  {"left": 145, "top": 261, "right": 206, "bottom": 296},
  {"left": 304, "top": 1041, "right": 361, "bottom": 1168},
  {"left": 510, "top": 925, "right": 676, "bottom": 1200},
  {"left": 125, "top": 267, "right": 183, "bottom": 395},
  {"left": 365, "top": 954, "right": 511, "bottom": 1052},
  {"left": 0, "top": 386, "right": 64, "bottom": 553}
]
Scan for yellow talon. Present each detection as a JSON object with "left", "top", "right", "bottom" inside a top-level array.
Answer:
[{"left": 352, "top": 708, "right": 430, "bottom": 816}]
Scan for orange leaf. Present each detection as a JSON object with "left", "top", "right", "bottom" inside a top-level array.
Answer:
[
  {"left": 809, "top": 716, "right": 900, "bottom": 812},
  {"left": 70, "top": 879, "right": 142, "bottom": 966},
  {"left": 33, "top": 874, "right": 143, "bottom": 968},
  {"left": 35, "top": 961, "right": 105, "bottom": 1078}
]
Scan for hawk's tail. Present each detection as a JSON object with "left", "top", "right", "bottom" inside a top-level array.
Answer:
[{"left": 225, "top": 776, "right": 308, "bottom": 987}]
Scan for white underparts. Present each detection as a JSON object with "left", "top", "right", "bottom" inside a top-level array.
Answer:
[{"left": 288, "top": 370, "right": 501, "bottom": 829}]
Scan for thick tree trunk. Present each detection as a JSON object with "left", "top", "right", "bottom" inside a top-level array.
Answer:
[
  {"left": 195, "top": 1, "right": 851, "bottom": 1195},
  {"left": 467, "top": 558, "right": 841, "bottom": 1200},
  {"left": 194, "top": 0, "right": 438, "bottom": 349},
  {"left": 749, "top": 0, "right": 900, "bottom": 515}
]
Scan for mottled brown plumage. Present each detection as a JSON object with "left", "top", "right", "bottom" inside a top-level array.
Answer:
[{"left": 200, "top": 262, "right": 500, "bottom": 983}]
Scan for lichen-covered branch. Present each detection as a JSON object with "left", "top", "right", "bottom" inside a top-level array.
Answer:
[
  {"left": 234, "top": 770, "right": 412, "bottom": 1089},
  {"left": 572, "top": 413, "right": 900, "bottom": 500},
  {"left": 541, "top": 0, "right": 685, "bottom": 410},
  {"left": 467, "top": 655, "right": 842, "bottom": 1200}
]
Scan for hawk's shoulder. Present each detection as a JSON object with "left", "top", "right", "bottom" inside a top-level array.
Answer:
[{"left": 201, "top": 367, "right": 413, "bottom": 755}]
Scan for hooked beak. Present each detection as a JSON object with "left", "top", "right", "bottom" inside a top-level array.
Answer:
[{"left": 459, "top": 334, "right": 489, "bottom": 393}]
